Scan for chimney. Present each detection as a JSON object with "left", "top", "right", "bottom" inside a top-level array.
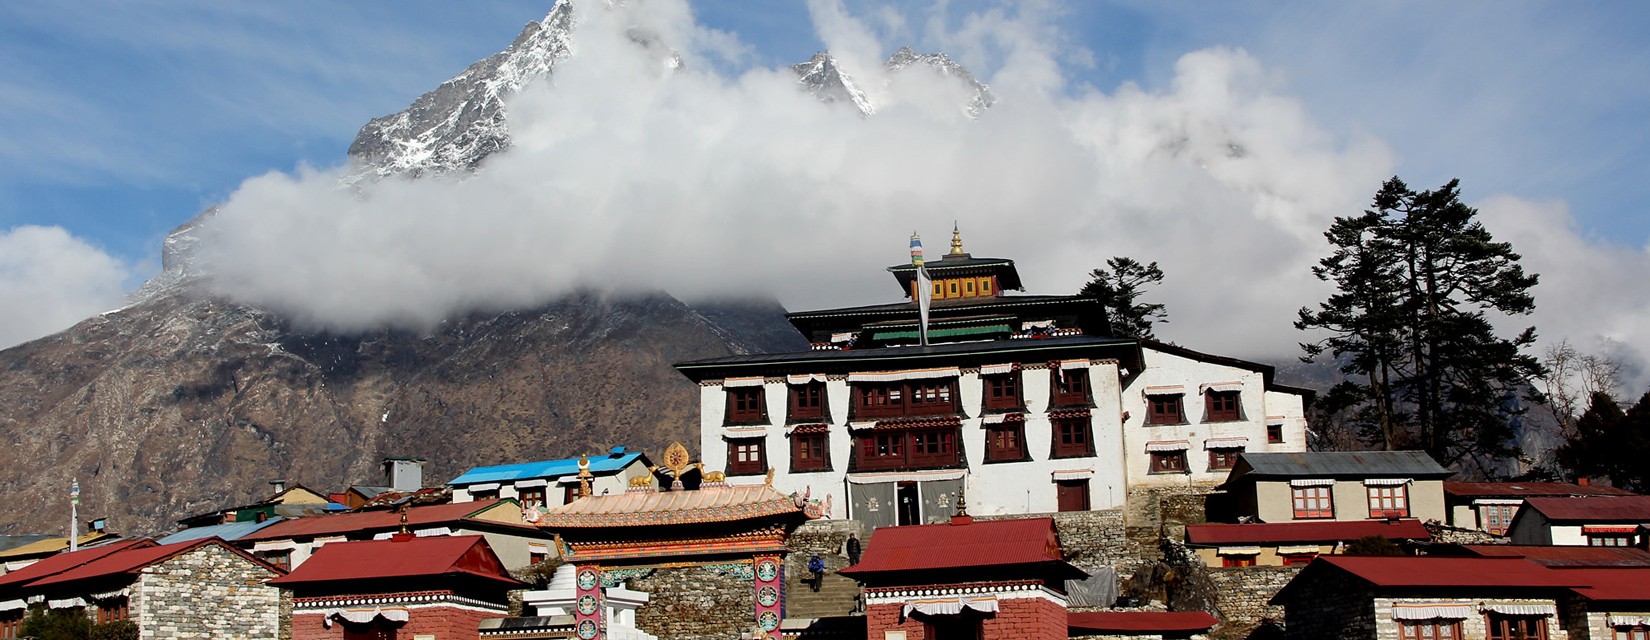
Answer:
[
  {"left": 1577, "top": 477, "right": 1591, "bottom": 486},
  {"left": 383, "top": 457, "right": 426, "bottom": 493},
  {"left": 85, "top": 518, "right": 107, "bottom": 533},
  {"left": 269, "top": 479, "right": 287, "bottom": 494}
]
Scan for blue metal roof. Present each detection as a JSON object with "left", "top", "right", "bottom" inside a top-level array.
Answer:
[
  {"left": 447, "top": 447, "right": 646, "bottom": 486},
  {"left": 156, "top": 517, "right": 284, "bottom": 544}
]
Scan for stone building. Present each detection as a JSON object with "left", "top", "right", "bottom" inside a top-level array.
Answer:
[
  {"left": 1183, "top": 519, "right": 1431, "bottom": 568},
  {"left": 1507, "top": 496, "right": 1650, "bottom": 547},
  {"left": 1442, "top": 481, "right": 1632, "bottom": 536},
  {"left": 1217, "top": 451, "right": 1451, "bottom": 524},
  {"left": 674, "top": 230, "right": 1310, "bottom": 529},
  {"left": 269, "top": 534, "right": 524, "bottom": 640},
  {"left": 0, "top": 537, "right": 282, "bottom": 639}
]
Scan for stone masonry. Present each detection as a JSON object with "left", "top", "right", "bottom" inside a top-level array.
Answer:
[
  {"left": 133, "top": 543, "right": 282, "bottom": 639},
  {"left": 627, "top": 565, "right": 754, "bottom": 640}
]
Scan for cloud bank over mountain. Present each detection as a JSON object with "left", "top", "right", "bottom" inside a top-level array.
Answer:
[{"left": 0, "top": 226, "right": 130, "bottom": 347}]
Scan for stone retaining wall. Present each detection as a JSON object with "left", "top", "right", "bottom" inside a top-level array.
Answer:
[
  {"left": 628, "top": 565, "right": 754, "bottom": 640},
  {"left": 136, "top": 543, "right": 282, "bottom": 639}
]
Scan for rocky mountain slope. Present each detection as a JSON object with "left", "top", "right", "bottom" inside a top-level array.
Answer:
[{"left": 0, "top": 0, "right": 994, "bottom": 535}]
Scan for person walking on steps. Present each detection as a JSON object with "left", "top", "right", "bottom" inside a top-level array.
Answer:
[
  {"left": 807, "top": 553, "right": 826, "bottom": 592},
  {"left": 845, "top": 533, "right": 861, "bottom": 566}
]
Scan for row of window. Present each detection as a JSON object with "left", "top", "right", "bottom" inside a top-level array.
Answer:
[
  {"left": 1398, "top": 614, "right": 1550, "bottom": 640},
  {"left": 1147, "top": 389, "right": 1242, "bottom": 425},
  {"left": 1146, "top": 448, "right": 1245, "bottom": 474},
  {"left": 725, "top": 371, "right": 1095, "bottom": 425},
  {"left": 0, "top": 599, "right": 129, "bottom": 640},
  {"left": 1221, "top": 552, "right": 1318, "bottom": 567},
  {"left": 1287, "top": 484, "right": 1411, "bottom": 520},
  {"left": 727, "top": 417, "right": 1100, "bottom": 475}
]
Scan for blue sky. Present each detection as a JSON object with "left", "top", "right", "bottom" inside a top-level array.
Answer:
[{"left": 2, "top": 1, "right": 1648, "bottom": 382}]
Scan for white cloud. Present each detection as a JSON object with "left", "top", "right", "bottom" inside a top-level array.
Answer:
[
  {"left": 192, "top": 0, "right": 1649, "bottom": 392},
  {"left": 0, "top": 226, "right": 131, "bottom": 347}
]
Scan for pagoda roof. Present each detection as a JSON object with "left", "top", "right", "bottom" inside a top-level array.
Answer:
[
  {"left": 786, "top": 294, "right": 1093, "bottom": 321},
  {"left": 674, "top": 335, "right": 1141, "bottom": 381},
  {"left": 886, "top": 254, "right": 1023, "bottom": 294},
  {"left": 536, "top": 484, "right": 805, "bottom": 529}
]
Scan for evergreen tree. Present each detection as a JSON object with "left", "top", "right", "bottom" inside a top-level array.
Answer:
[
  {"left": 1297, "top": 177, "right": 1543, "bottom": 469},
  {"left": 1080, "top": 257, "right": 1167, "bottom": 339},
  {"left": 1559, "top": 390, "right": 1650, "bottom": 492}
]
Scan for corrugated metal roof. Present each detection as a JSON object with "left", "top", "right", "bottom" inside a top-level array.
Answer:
[
  {"left": 27, "top": 539, "right": 274, "bottom": 588},
  {"left": 1230, "top": 451, "right": 1451, "bottom": 480},
  {"left": 1443, "top": 481, "right": 1633, "bottom": 498},
  {"left": 0, "top": 538, "right": 155, "bottom": 590},
  {"left": 448, "top": 449, "right": 644, "bottom": 486},
  {"left": 237, "top": 499, "right": 533, "bottom": 542},
  {"left": 156, "top": 517, "right": 284, "bottom": 544},
  {"left": 1067, "top": 611, "right": 1220, "bottom": 633},
  {"left": 0, "top": 532, "right": 123, "bottom": 560},
  {"left": 1524, "top": 496, "right": 1650, "bottom": 522},
  {"left": 1315, "top": 557, "right": 1587, "bottom": 588},
  {"left": 839, "top": 517, "right": 1065, "bottom": 576},
  {"left": 1460, "top": 545, "right": 1650, "bottom": 568},
  {"left": 1185, "top": 519, "right": 1432, "bottom": 546},
  {"left": 1567, "top": 568, "right": 1650, "bottom": 602},
  {"left": 267, "top": 534, "right": 522, "bottom": 588}
]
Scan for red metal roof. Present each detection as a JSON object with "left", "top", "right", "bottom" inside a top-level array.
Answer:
[
  {"left": 0, "top": 538, "right": 155, "bottom": 590},
  {"left": 26, "top": 539, "right": 277, "bottom": 588},
  {"left": 267, "top": 534, "right": 522, "bottom": 588},
  {"left": 1185, "top": 519, "right": 1431, "bottom": 546},
  {"left": 1067, "top": 611, "right": 1220, "bottom": 633},
  {"left": 1524, "top": 496, "right": 1650, "bottom": 523},
  {"left": 1444, "top": 481, "right": 1633, "bottom": 498},
  {"left": 1565, "top": 568, "right": 1650, "bottom": 602},
  {"left": 1459, "top": 545, "right": 1650, "bottom": 568},
  {"left": 238, "top": 499, "right": 527, "bottom": 541},
  {"left": 841, "top": 517, "right": 1063, "bottom": 575},
  {"left": 1315, "top": 557, "right": 1589, "bottom": 588}
]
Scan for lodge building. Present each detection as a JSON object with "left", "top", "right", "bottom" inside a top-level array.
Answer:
[{"left": 674, "top": 229, "right": 1313, "bottom": 528}]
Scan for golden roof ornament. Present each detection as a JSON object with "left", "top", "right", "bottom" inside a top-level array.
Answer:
[
  {"left": 948, "top": 222, "right": 965, "bottom": 255},
  {"left": 765, "top": 467, "right": 775, "bottom": 486},
  {"left": 577, "top": 454, "right": 593, "bottom": 498}
]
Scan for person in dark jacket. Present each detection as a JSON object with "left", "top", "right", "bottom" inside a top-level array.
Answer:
[
  {"left": 807, "top": 554, "right": 825, "bottom": 591},
  {"left": 845, "top": 533, "right": 861, "bottom": 566}
]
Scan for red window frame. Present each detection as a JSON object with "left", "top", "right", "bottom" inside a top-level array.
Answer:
[
  {"left": 517, "top": 486, "right": 545, "bottom": 508},
  {"left": 791, "top": 431, "right": 830, "bottom": 472},
  {"left": 1053, "top": 368, "right": 1090, "bottom": 406},
  {"left": 1148, "top": 394, "right": 1185, "bottom": 425},
  {"left": 727, "top": 439, "right": 767, "bottom": 476},
  {"left": 1487, "top": 614, "right": 1548, "bottom": 640},
  {"left": 0, "top": 609, "right": 21, "bottom": 640},
  {"left": 1149, "top": 450, "right": 1188, "bottom": 474},
  {"left": 1480, "top": 504, "right": 1517, "bottom": 536},
  {"left": 96, "top": 597, "right": 129, "bottom": 624},
  {"left": 855, "top": 426, "right": 961, "bottom": 471},
  {"left": 1292, "top": 485, "right": 1334, "bottom": 519},
  {"left": 1399, "top": 620, "right": 1461, "bottom": 640},
  {"left": 1205, "top": 390, "right": 1241, "bottom": 422},
  {"left": 1052, "top": 416, "right": 1095, "bottom": 458},
  {"left": 1280, "top": 553, "right": 1317, "bottom": 566},
  {"left": 257, "top": 549, "right": 292, "bottom": 571},
  {"left": 1589, "top": 533, "right": 1634, "bottom": 547},
  {"left": 985, "top": 422, "right": 1027, "bottom": 462},
  {"left": 726, "top": 387, "right": 767, "bottom": 424},
  {"left": 982, "top": 372, "right": 1023, "bottom": 411},
  {"left": 1367, "top": 485, "right": 1410, "bottom": 518},
  {"left": 1267, "top": 423, "right": 1284, "bottom": 443},
  {"left": 1615, "top": 625, "right": 1650, "bottom": 640},
  {"left": 1221, "top": 555, "right": 1256, "bottom": 568},
  {"left": 1208, "top": 448, "right": 1243, "bottom": 471},
  {"left": 852, "top": 380, "right": 958, "bottom": 419},
  {"left": 789, "top": 382, "right": 825, "bottom": 421}
]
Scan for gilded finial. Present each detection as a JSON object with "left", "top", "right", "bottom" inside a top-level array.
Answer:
[
  {"left": 954, "top": 489, "right": 968, "bottom": 517},
  {"left": 948, "top": 222, "right": 965, "bottom": 255},
  {"left": 765, "top": 467, "right": 775, "bottom": 486},
  {"left": 577, "top": 454, "right": 593, "bottom": 498},
  {"left": 398, "top": 506, "right": 410, "bottom": 534}
]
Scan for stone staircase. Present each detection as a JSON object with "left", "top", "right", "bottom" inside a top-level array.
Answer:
[{"left": 784, "top": 565, "right": 861, "bottom": 620}]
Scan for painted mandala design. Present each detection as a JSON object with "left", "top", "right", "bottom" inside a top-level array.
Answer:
[
  {"left": 755, "top": 559, "right": 778, "bottom": 582},
  {"left": 757, "top": 585, "right": 779, "bottom": 607},
  {"left": 577, "top": 568, "right": 598, "bottom": 590},
  {"left": 577, "top": 594, "right": 599, "bottom": 615},
  {"left": 577, "top": 620, "right": 599, "bottom": 639},
  {"left": 759, "top": 610, "right": 780, "bottom": 631}
]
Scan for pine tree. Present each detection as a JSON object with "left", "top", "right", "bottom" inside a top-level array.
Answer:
[
  {"left": 1080, "top": 257, "right": 1167, "bottom": 339},
  {"left": 1559, "top": 390, "right": 1650, "bottom": 492},
  {"left": 1298, "top": 177, "right": 1543, "bottom": 469}
]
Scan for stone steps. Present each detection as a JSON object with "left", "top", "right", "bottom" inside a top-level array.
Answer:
[{"left": 784, "top": 571, "right": 861, "bottom": 619}]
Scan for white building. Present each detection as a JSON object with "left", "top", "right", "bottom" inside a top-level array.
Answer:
[{"left": 674, "top": 231, "right": 1311, "bottom": 528}]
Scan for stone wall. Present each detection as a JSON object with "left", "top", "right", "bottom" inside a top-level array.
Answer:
[
  {"left": 1277, "top": 570, "right": 1373, "bottom": 640},
  {"left": 1205, "top": 566, "right": 1299, "bottom": 637},
  {"left": 785, "top": 519, "right": 866, "bottom": 576},
  {"left": 1425, "top": 522, "right": 1510, "bottom": 546},
  {"left": 865, "top": 597, "right": 1067, "bottom": 640},
  {"left": 628, "top": 565, "right": 754, "bottom": 640},
  {"left": 135, "top": 543, "right": 282, "bottom": 639}
]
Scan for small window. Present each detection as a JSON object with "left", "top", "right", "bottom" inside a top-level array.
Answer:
[
  {"left": 1480, "top": 504, "right": 1517, "bottom": 535},
  {"left": 1367, "top": 485, "right": 1409, "bottom": 518},
  {"left": 1052, "top": 416, "right": 1094, "bottom": 458},
  {"left": 1056, "top": 480, "right": 1090, "bottom": 512},
  {"left": 529, "top": 548, "right": 550, "bottom": 565},
  {"left": 726, "top": 386, "right": 767, "bottom": 424},
  {"left": 1205, "top": 390, "right": 1241, "bottom": 422},
  {"left": 1267, "top": 423, "right": 1284, "bottom": 443},
  {"left": 1399, "top": 620, "right": 1461, "bottom": 640},
  {"left": 948, "top": 282, "right": 958, "bottom": 295},
  {"left": 1149, "top": 450, "right": 1188, "bottom": 474},
  {"left": 985, "top": 423, "right": 1027, "bottom": 462},
  {"left": 0, "top": 609, "right": 22, "bottom": 640},
  {"left": 789, "top": 382, "right": 825, "bottom": 421},
  {"left": 791, "top": 431, "right": 830, "bottom": 472},
  {"left": 980, "top": 279, "right": 992, "bottom": 294},
  {"left": 1487, "top": 614, "right": 1548, "bottom": 640},
  {"left": 1590, "top": 533, "right": 1635, "bottom": 547},
  {"left": 1148, "top": 394, "right": 1185, "bottom": 425},
  {"left": 469, "top": 488, "right": 498, "bottom": 502},
  {"left": 982, "top": 372, "right": 1022, "bottom": 410},
  {"left": 1221, "top": 555, "right": 1256, "bottom": 568},
  {"left": 964, "top": 280, "right": 974, "bottom": 294},
  {"left": 1053, "top": 368, "right": 1090, "bottom": 406},
  {"left": 1615, "top": 625, "right": 1650, "bottom": 640},
  {"left": 563, "top": 484, "right": 580, "bottom": 504},
  {"left": 727, "top": 440, "right": 767, "bottom": 476},
  {"left": 1291, "top": 485, "right": 1334, "bottom": 519},
  {"left": 1208, "top": 448, "right": 1243, "bottom": 471},
  {"left": 517, "top": 486, "right": 545, "bottom": 509},
  {"left": 96, "top": 597, "right": 129, "bottom": 624},
  {"left": 1280, "top": 553, "right": 1316, "bottom": 566},
  {"left": 933, "top": 282, "right": 943, "bottom": 297},
  {"left": 256, "top": 549, "right": 292, "bottom": 571}
]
